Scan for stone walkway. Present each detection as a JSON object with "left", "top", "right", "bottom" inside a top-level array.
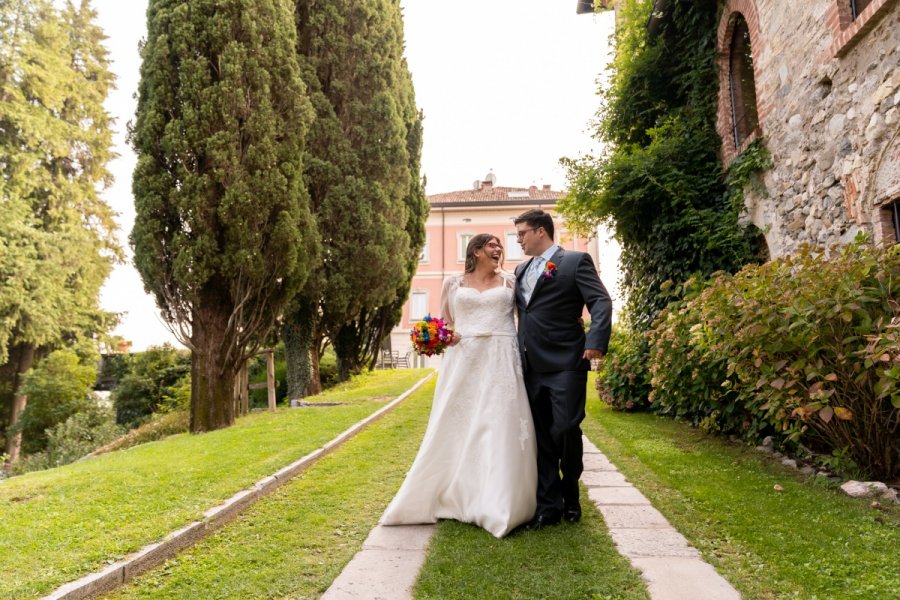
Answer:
[{"left": 322, "top": 436, "right": 741, "bottom": 600}]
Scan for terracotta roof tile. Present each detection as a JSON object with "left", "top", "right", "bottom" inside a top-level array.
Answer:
[{"left": 428, "top": 186, "right": 566, "bottom": 206}]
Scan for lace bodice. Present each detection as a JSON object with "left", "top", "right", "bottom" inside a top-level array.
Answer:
[{"left": 440, "top": 274, "right": 516, "bottom": 337}]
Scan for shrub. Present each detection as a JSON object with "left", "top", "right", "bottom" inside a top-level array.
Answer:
[
  {"left": 112, "top": 344, "right": 190, "bottom": 426},
  {"left": 88, "top": 410, "right": 189, "bottom": 456},
  {"left": 12, "top": 404, "right": 123, "bottom": 474},
  {"left": 649, "top": 239, "right": 900, "bottom": 479},
  {"left": 319, "top": 347, "right": 340, "bottom": 390},
  {"left": 597, "top": 323, "right": 653, "bottom": 412}
]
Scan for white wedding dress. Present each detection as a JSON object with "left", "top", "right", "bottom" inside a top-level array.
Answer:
[{"left": 381, "top": 273, "right": 537, "bottom": 538}]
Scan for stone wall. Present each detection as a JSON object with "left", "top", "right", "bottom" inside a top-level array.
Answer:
[{"left": 716, "top": 0, "right": 900, "bottom": 258}]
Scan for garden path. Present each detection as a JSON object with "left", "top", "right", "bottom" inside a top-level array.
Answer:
[{"left": 322, "top": 436, "right": 741, "bottom": 600}]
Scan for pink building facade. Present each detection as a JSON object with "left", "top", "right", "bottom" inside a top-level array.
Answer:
[{"left": 390, "top": 176, "right": 603, "bottom": 364}]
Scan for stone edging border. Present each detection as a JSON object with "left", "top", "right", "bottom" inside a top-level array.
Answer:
[{"left": 42, "top": 371, "right": 436, "bottom": 600}]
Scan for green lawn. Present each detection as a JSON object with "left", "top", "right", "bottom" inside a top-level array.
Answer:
[
  {"left": 0, "top": 369, "right": 430, "bottom": 600},
  {"left": 8, "top": 369, "right": 898, "bottom": 599},
  {"left": 582, "top": 375, "right": 900, "bottom": 599},
  {"left": 104, "top": 377, "right": 437, "bottom": 599},
  {"left": 414, "top": 496, "right": 649, "bottom": 600}
]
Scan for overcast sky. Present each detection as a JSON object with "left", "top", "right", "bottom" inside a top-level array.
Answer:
[{"left": 91, "top": 0, "right": 617, "bottom": 350}]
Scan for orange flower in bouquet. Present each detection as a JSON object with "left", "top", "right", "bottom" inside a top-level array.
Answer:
[{"left": 410, "top": 314, "right": 454, "bottom": 356}]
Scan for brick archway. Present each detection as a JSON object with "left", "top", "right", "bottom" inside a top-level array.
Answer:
[{"left": 716, "top": 0, "right": 766, "bottom": 166}]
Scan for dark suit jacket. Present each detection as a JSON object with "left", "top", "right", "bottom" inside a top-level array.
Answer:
[{"left": 515, "top": 247, "right": 612, "bottom": 373}]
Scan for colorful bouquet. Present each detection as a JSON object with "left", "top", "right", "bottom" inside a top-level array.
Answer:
[{"left": 410, "top": 314, "right": 454, "bottom": 356}]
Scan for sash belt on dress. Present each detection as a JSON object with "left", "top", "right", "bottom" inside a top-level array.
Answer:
[{"left": 461, "top": 332, "right": 517, "bottom": 338}]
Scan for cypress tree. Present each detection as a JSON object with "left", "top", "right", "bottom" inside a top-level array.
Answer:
[
  {"left": 334, "top": 67, "right": 426, "bottom": 374},
  {"left": 285, "top": 0, "right": 424, "bottom": 389},
  {"left": 0, "top": 0, "right": 118, "bottom": 463},
  {"left": 131, "top": 0, "right": 317, "bottom": 432}
]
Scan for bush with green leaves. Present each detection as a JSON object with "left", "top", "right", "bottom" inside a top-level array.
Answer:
[
  {"left": 12, "top": 404, "right": 122, "bottom": 474},
  {"left": 14, "top": 350, "right": 97, "bottom": 454},
  {"left": 112, "top": 345, "right": 190, "bottom": 427},
  {"left": 597, "top": 324, "right": 652, "bottom": 412},
  {"left": 649, "top": 239, "right": 900, "bottom": 479}
]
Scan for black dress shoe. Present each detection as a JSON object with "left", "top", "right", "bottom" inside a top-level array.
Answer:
[
  {"left": 524, "top": 513, "right": 562, "bottom": 531},
  {"left": 563, "top": 506, "right": 582, "bottom": 523}
]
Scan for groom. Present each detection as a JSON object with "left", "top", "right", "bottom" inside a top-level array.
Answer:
[{"left": 514, "top": 209, "right": 612, "bottom": 530}]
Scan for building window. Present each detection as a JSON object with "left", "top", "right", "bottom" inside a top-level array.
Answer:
[
  {"left": 419, "top": 233, "right": 429, "bottom": 263},
  {"left": 458, "top": 233, "right": 473, "bottom": 262},
  {"left": 410, "top": 291, "right": 427, "bottom": 320},
  {"left": 505, "top": 233, "right": 523, "bottom": 260},
  {"left": 883, "top": 199, "right": 900, "bottom": 244},
  {"left": 850, "top": 0, "right": 873, "bottom": 19},
  {"left": 728, "top": 14, "right": 759, "bottom": 150}
]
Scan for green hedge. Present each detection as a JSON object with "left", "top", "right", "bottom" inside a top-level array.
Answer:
[
  {"left": 599, "top": 239, "right": 900, "bottom": 479},
  {"left": 644, "top": 239, "right": 899, "bottom": 479}
]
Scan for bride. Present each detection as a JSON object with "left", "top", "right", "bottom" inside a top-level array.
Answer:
[{"left": 381, "top": 234, "right": 537, "bottom": 538}]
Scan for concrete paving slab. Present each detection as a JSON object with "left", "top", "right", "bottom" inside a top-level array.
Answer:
[
  {"left": 321, "top": 548, "right": 428, "bottom": 600},
  {"left": 581, "top": 470, "right": 630, "bottom": 487},
  {"left": 631, "top": 557, "right": 741, "bottom": 600},
  {"left": 582, "top": 452, "right": 617, "bottom": 471},
  {"left": 597, "top": 504, "right": 671, "bottom": 529},
  {"left": 364, "top": 524, "right": 435, "bottom": 551},
  {"left": 588, "top": 485, "right": 652, "bottom": 505},
  {"left": 608, "top": 527, "right": 700, "bottom": 559}
]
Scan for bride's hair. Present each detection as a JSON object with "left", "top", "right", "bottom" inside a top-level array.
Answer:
[{"left": 464, "top": 234, "right": 503, "bottom": 273}]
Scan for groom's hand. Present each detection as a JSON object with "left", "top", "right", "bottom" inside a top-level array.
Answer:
[
  {"left": 583, "top": 348, "right": 603, "bottom": 361},
  {"left": 584, "top": 348, "right": 604, "bottom": 370}
]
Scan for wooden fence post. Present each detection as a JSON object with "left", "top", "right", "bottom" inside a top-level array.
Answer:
[
  {"left": 241, "top": 361, "right": 250, "bottom": 416},
  {"left": 266, "top": 349, "right": 276, "bottom": 411}
]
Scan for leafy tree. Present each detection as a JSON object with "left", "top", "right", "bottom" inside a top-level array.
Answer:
[
  {"left": 559, "top": 0, "right": 763, "bottom": 331},
  {"left": 0, "top": 0, "right": 118, "bottom": 463},
  {"left": 284, "top": 0, "right": 424, "bottom": 391},
  {"left": 131, "top": 0, "right": 317, "bottom": 432},
  {"left": 12, "top": 349, "right": 97, "bottom": 455}
]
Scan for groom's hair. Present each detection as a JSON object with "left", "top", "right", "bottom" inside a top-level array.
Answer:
[{"left": 514, "top": 209, "right": 554, "bottom": 240}]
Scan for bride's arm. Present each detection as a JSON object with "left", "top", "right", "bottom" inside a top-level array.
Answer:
[
  {"left": 500, "top": 271, "right": 519, "bottom": 327},
  {"left": 440, "top": 275, "right": 462, "bottom": 345}
]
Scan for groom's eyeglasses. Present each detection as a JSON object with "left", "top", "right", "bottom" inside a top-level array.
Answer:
[{"left": 516, "top": 227, "right": 538, "bottom": 240}]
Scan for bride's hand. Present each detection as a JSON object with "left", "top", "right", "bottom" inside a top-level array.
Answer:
[{"left": 448, "top": 331, "right": 462, "bottom": 346}]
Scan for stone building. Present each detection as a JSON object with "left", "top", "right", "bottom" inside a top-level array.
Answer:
[{"left": 713, "top": 0, "right": 900, "bottom": 257}]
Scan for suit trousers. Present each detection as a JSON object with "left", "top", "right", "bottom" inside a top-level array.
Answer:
[{"left": 523, "top": 367, "right": 588, "bottom": 516}]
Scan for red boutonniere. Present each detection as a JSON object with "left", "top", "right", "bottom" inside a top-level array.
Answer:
[{"left": 542, "top": 261, "right": 557, "bottom": 279}]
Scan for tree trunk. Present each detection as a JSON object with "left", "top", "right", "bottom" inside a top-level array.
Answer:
[
  {"left": 4, "top": 342, "right": 35, "bottom": 464},
  {"left": 334, "top": 321, "right": 362, "bottom": 382},
  {"left": 190, "top": 297, "right": 236, "bottom": 433},
  {"left": 282, "top": 300, "right": 314, "bottom": 400},
  {"left": 307, "top": 344, "right": 322, "bottom": 396}
]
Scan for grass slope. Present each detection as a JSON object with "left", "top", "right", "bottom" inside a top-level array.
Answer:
[
  {"left": 582, "top": 378, "right": 900, "bottom": 599},
  {"left": 104, "top": 378, "right": 437, "bottom": 599},
  {"left": 0, "top": 369, "right": 429, "bottom": 599}
]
